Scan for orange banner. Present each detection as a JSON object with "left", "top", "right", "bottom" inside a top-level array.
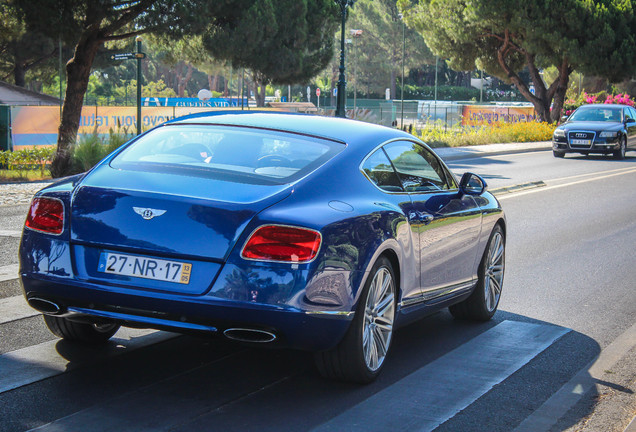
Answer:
[{"left": 10, "top": 106, "right": 274, "bottom": 149}]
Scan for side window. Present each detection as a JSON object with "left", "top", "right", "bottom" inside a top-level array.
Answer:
[
  {"left": 361, "top": 149, "right": 404, "bottom": 192},
  {"left": 383, "top": 141, "right": 451, "bottom": 192},
  {"left": 623, "top": 108, "right": 631, "bottom": 121},
  {"left": 627, "top": 107, "right": 636, "bottom": 121}
]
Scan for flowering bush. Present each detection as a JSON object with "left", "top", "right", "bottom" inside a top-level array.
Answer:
[
  {"left": 604, "top": 93, "right": 635, "bottom": 106},
  {"left": 415, "top": 121, "right": 555, "bottom": 148},
  {"left": 563, "top": 91, "right": 634, "bottom": 115}
]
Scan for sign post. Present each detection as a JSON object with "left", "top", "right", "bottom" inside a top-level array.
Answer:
[
  {"left": 136, "top": 36, "right": 143, "bottom": 136},
  {"left": 316, "top": 88, "right": 321, "bottom": 108},
  {"left": 110, "top": 37, "right": 147, "bottom": 135}
]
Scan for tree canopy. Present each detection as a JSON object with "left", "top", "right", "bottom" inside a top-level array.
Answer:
[
  {"left": 13, "top": 0, "right": 213, "bottom": 176},
  {"left": 202, "top": 0, "right": 339, "bottom": 106},
  {"left": 398, "top": 0, "right": 636, "bottom": 122},
  {"left": 11, "top": 0, "right": 339, "bottom": 176},
  {"left": 346, "top": 0, "right": 433, "bottom": 99},
  {"left": 0, "top": 0, "right": 59, "bottom": 87}
]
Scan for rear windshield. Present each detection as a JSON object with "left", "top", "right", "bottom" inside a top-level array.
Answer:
[{"left": 110, "top": 124, "right": 344, "bottom": 185}]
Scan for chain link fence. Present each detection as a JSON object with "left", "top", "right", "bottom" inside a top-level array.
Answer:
[{"left": 320, "top": 100, "right": 537, "bottom": 131}]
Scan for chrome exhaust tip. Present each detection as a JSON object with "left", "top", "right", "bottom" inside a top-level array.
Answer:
[
  {"left": 223, "top": 328, "right": 277, "bottom": 343},
  {"left": 27, "top": 297, "right": 62, "bottom": 315}
]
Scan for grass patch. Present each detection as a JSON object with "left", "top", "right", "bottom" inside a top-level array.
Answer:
[
  {"left": 416, "top": 121, "right": 555, "bottom": 148},
  {"left": 0, "top": 169, "right": 52, "bottom": 183}
]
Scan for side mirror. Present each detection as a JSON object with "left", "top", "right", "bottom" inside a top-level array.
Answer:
[
  {"left": 560, "top": 115, "right": 569, "bottom": 123},
  {"left": 626, "top": 118, "right": 636, "bottom": 124},
  {"left": 459, "top": 172, "right": 487, "bottom": 196}
]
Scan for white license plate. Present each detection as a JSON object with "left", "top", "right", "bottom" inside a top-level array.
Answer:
[
  {"left": 98, "top": 252, "right": 192, "bottom": 284},
  {"left": 571, "top": 139, "right": 591, "bottom": 145}
]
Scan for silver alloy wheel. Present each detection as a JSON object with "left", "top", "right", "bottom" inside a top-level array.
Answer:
[
  {"left": 362, "top": 266, "right": 395, "bottom": 372},
  {"left": 484, "top": 231, "right": 505, "bottom": 312}
]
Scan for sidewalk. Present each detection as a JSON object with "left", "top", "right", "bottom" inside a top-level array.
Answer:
[{"left": 433, "top": 140, "right": 552, "bottom": 161}]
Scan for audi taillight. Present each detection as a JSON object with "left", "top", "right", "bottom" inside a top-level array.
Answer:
[
  {"left": 25, "top": 197, "right": 64, "bottom": 235},
  {"left": 242, "top": 225, "right": 321, "bottom": 263}
]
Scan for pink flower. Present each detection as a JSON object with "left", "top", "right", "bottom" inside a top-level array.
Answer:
[{"left": 585, "top": 94, "right": 598, "bottom": 104}]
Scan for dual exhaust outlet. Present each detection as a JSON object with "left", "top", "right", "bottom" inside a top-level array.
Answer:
[{"left": 27, "top": 297, "right": 277, "bottom": 344}]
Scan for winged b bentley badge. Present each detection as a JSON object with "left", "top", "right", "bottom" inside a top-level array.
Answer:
[{"left": 133, "top": 207, "right": 167, "bottom": 220}]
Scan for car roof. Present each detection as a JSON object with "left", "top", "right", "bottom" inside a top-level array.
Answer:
[
  {"left": 165, "top": 111, "right": 415, "bottom": 149},
  {"left": 577, "top": 104, "right": 628, "bottom": 110}
]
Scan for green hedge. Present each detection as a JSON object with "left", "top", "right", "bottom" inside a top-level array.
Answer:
[{"left": 0, "top": 147, "right": 56, "bottom": 177}]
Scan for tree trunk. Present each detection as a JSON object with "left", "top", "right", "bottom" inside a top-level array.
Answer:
[
  {"left": 254, "top": 82, "right": 266, "bottom": 107},
  {"left": 13, "top": 62, "right": 26, "bottom": 87},
  {"left": 177, "top": 63, "right": 193, "bottom": 97},
  {"left": 390, "top": 69, "right": 397, "bottom": 100},
  {"left": 212, "top": 75, "right": 219, "bottom": 93},
  {"left": 549, "top": 61, "right": 571, "bottom": 123},
  {"left": 51, "top": 29, "right": 101, "bottom": 178},
  {"left": 493, "top": 31, "right": 571, "bottom": 123}
]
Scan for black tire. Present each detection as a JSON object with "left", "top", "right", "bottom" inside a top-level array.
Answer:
[
  {"left": 42, "top": 315, "right": 120, "bottom": 344},
  {"left": 315, "top": 256, "right": 397, "bottom": 383},
  {"left": 553, "top": 150, "right": 565, "bottom": 158},
  {"left": 614, "top": 136, "right": 627, "bottom": 160},
  {"left": 450, "top": 224, "right": 505, "bottom": 321}
]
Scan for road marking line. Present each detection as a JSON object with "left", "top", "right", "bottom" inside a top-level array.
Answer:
[
  {"left": 545, "top": 165, "right": 636, "bottom": 184},
  {"left": 0, "top": 229, "right": 22, "bottom": 238},
  {"left": 312, "top": 320, "right": 570, "bottom": 432},
  {"left": 498, "top": 166, "right": 636, "bottom": 200},
  {"left": 513, "top": 320, "right": 636, "bottom": 432},
  {"left": 0, "top": 328, "right": 177, "bottom": 394},
  {"left": 0, "top": 295, "right": 40, "bottom": 324},
  {"left": 0, "top": 263, "right": 19, "bottom": 282}
]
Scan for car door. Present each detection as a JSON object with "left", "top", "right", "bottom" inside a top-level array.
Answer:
[
  {"left": 360, "top": 147, "right": 422, "bottom": 306},
  {"left": 382, "top": 141, "right": 483, "bottom": 301}
]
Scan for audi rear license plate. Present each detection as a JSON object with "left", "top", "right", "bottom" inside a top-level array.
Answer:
[
  {"left": 571, "top": 139, "right": 591, "bottom": 145},
  {"left": 98, "top": 252, "right": 192, "bottom": 284}
]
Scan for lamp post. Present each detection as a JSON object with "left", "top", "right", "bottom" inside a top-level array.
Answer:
[
  {"left": 350, "top": 29, "right": 363, "bottom": 114},
  {"left": 136, "top": 36, "right": 143, "bottom": 136},
  {"left": 335, "top": 0, "right": 356, "bottom": 118},
  {"left": 434, "top": 56, "right": 438, "bottom": 121},
  {"left": 399, "top": 14, "right": 405, "bottom": 128}
]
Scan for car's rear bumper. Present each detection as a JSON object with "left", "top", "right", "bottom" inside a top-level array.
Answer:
[{"left": 20, "top": 273, "right": 353, "bottom": 352}]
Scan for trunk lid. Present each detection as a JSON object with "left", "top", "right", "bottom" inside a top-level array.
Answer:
[{"left": 70, "top": 166, "right": 292, "bottom": 261}]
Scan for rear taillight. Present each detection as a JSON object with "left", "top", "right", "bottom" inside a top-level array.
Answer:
[
  {"left": 25, "top": 197, "right": 64, "bottom": 235},
  {"left": 242, "top": 225, "right": 321, "bottom": 263}
]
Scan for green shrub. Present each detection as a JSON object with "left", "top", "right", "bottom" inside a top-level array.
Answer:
[
  {"left": 0, "top": 147, "right": 55, "bottom": 178},
  {"left": 71, "top": 127, "right": 133, "bottom": 173},
  {"left": 106, "top": 127, "right": 133, "bottom": 154},
  {"left": 72, "top": 130, "right": 107, "bottom": 173}
]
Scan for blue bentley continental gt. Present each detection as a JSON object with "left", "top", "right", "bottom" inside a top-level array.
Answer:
[{"left": 20, "top": 112, "right": 506, "bottom": 383}]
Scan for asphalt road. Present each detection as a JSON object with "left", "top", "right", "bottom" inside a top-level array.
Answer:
[{"left": 0, "top": 149, "right": 634, "bottom": 431}]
